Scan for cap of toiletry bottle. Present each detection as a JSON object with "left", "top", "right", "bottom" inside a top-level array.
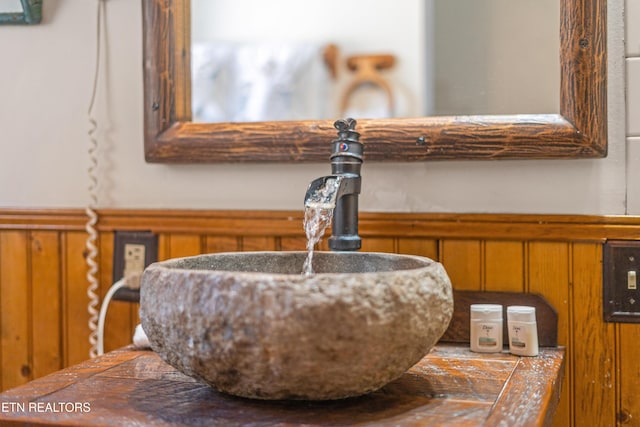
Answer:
[{"left": 470, "top": 304, "right": 503, "bottom": 353}]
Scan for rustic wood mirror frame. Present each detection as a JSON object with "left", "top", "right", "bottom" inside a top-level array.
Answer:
[{"left": 142, "top": 0, "right": 606, "bottom": 163}]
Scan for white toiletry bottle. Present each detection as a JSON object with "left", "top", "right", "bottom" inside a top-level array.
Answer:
[
  {"left": 507, "top": 306, "right": 539, "bottom": 356},
  {"left": 470, "top": 304, "right": 503, "bottom": 353}
]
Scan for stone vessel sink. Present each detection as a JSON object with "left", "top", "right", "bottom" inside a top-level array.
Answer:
[{"left": 140, "top": 251, "right": 453, "bottom": 400}]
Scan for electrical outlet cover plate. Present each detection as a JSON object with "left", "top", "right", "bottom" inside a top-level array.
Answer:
[
  {"left": 112, "top": 231, "right": 158, "bottom": 282},
  {"left": 604, "top": 240, "right": 640, "bottom": 323}
]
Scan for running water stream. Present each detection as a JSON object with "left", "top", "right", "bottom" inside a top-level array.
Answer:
[{"left": 302, "top": 177, "right": 342, "bottom": 275}]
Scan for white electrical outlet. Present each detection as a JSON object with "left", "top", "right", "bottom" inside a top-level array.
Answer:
[{"left": 123, "top": 243, "right": 146, "bottom": 278}]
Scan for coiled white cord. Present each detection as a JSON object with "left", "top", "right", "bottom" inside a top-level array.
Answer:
[{"left": 86, "top": 0, "right": 106, "bottom": 359}]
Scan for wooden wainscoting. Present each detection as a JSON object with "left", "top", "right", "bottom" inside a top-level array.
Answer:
[{"left": 2, "top": 209, "right": 640, "bottom": 426}]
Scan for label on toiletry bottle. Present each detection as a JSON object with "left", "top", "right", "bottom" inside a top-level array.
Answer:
[
  {"left": 470, "top": 304, "right": 503, "bottom": 353},
  {"left": 510, "top": 324, "right": 527, "bottom": 348},
  {"left": 476, "top": 323, "right": 500, "bottom": 347}
]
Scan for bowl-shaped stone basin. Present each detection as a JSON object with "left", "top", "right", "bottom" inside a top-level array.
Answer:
[{"left": 140, "top": 251, "right": 453, "bottom": 400}]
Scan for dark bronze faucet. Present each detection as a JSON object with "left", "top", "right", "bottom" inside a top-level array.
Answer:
[{"left": 304, "top": 118, "right": 362, "bottom": 251}]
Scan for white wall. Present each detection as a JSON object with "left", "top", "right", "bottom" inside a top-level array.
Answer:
[
  {"left": 0, "top": 0, "right": 632, "bottom": 215},
  {"left": 625, "top": 0, "right": 640, "bottom": 212}
]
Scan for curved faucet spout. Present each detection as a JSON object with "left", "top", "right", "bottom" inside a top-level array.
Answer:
[{"left": 304, "top": 175, "right": 360, "bottom": 209}]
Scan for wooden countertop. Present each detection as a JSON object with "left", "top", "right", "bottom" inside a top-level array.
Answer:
[{"left": 0, "top": 344, "right": 564, "bottom": 427}]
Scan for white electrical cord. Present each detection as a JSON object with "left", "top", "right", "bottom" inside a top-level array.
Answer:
[
  {"left": 85, "top": 0, "right": 106, "bottom": 359},
  {"left": 96, "top": 278, "right": 126, "bottom": 356},
  {"left": 97, "top": 272, "right": 145, "bottom": 355}
]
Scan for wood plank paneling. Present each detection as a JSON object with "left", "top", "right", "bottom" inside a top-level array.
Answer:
[
  {"left": 440, "top": 240, "right": 482, "bottom": 290},
  {"left": 241, "top": 236, "right": 277, "bottom": 251},
  {"left": 1, "top": 209, "right": 639, "bottom": 427},
  {"left": 528, "top": 242, "right": 571, "bottom": 427},
  {"left": 360, "top": 237, "right": 395, "bottom": 253},
  {"left": 205, "top": 236, "right": 241, "bottom": 253},
  {"left": 62, "top": 231, "right": 93, "bottom": 366},
  {"left": 571, "top": 243, "right": 616, "bottom": 427},
  {"left": 397, "top": 238, "right": 438, "bottom": 260},
  {"left": 30, "top": 231, "right": 62, "bottom": 378},
  {"left": 484, "top": 241, "right": 524, "bottom": 292},
  {"left": 279, "top": 237, "right": 306, "bottom": 251},
  {"left": 164, "top": 234, "right": 203, "bottom": 259},
  {"left": 157, "top": 233, "right": 170, "bottom": 261},
  {"left": 619, "top": 324, "right": 640, "bottom": 426},
  {"left": 0, "top": 231, "right": 31, "bottom": 390},
  {"left": 317, "top": 238, "right": 330, "bottom": 251},
  {"left": 11, "top": 209, "right": 640, "bottom": 241}
]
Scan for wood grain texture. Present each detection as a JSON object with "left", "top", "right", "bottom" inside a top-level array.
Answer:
[
  {"left": 163, "top": 234, "right": 203, "bottom": 259},
  {"left": 570, "top": 243, "right": 616, "bottom": 427},
  {"left": 619, "top": 324, "right": 640, "bottom": 426},
  {"left": 360, "top": 237, "right": 395, "bottom": 253},
  {"left": 241, "top": 236, "right": 277, "bottom": 251},
  {"left": 560, "top": 0, "right": 607, "bottom": 155},
  {"left": 0, "top": 232, "right": 31, "bottom": 390},
  {"left": 62, "top": 232, "right": 92, "bottom": 367},
  {"left": 485, "top": 349, "right": 566, "bottom": 427},
  {"left": 0, "top": 345, "right": 565, "bottom": 427},
  {"left": 484, "top": 241, "right": 525, "bottom": 292},
  {"left": 30, "top": 231, "right": 62, "bottom": 379},
  {"left": 2, "top": 208, "right": 639, "bottom": 427},
  {"left": 279, "top": 236, "right": 307, "bottom": 251},
  {"left": 142, "top": 0, "right": 606, "bottom": 163},
  {"left": 397, "top": 238, "right": 438, "bottom": 260},
  {"left": 440, "top": 240, "right": 482, "bottom": 291},
  {"left": 528, "top": 242, "right": 571, "bottom": 427},
  {"left": 205, "top": 235, "right": 240, "bottom": 253},
  {"left": 11, "top": 209, "right": 640, "bottom": 242},
  {"left": 90, "top": 210, "right": 640, "bottom": 241}
]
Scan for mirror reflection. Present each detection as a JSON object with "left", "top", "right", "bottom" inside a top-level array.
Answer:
[
  {"left": 191, "top": 0, "right": 559, "bottom": 123},
  {"left": 0, "top": 0, "right": 22, "bottom": 12}
]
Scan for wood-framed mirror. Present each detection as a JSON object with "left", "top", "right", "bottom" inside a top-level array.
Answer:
[{"left": 142, "top": 0, "right": 606, "bottom": 163}]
